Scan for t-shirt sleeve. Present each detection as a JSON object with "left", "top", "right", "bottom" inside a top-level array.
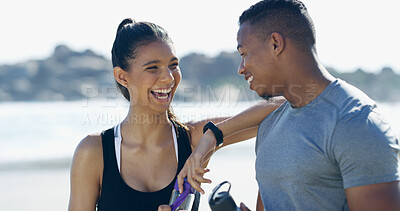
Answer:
[{"left": 331, "top": 106, "right": 400, "bottom": 189}]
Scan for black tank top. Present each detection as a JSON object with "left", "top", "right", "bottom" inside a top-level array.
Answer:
[{"left": 96, "top": 121, "right": 200, "bottom": 211}]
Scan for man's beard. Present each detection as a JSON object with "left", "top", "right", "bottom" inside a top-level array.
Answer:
[
  {"left": 260, "top": 95, "right": 283, "bottom": 105},
  {"left": 261, "top": 95, "right": 274, "bottom": 101}
]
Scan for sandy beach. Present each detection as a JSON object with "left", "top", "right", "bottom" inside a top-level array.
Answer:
[{"left": 0, "top": 168, "right": 70, "bottom": 210}]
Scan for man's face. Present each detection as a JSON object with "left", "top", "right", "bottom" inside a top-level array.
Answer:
[{"left": 237, "top": 22, "right": 284, "bottom": 99}]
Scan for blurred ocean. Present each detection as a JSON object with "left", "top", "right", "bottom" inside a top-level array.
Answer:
[
  {"left": 0, "top": 100, "right": 259, "bottom": 167},
  {"left": 0, "top": 100, "right": 399, "bottom": 210}
]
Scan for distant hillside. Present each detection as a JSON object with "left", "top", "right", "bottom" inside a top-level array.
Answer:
[
  {"left": 328, "top": 67, "right": 400, "bottom": 101},
  {"left": 0, "top": 45, "right": 399, "bottom": 102},
  {"left": 0, "top": 45, "right": 113, "bottom": 101}
]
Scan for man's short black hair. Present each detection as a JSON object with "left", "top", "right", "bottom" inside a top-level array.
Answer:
[{"left": 239, "top": 0, "right": 316, "bottom": 50}]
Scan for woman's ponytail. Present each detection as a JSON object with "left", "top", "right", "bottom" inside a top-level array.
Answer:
[{"left": 116, "top": 18, "right": 135, "bottom": 33}]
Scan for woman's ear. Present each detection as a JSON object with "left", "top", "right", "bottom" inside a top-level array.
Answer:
[
  {"left": 270, "top": 32, "right": 285, "bottom": 55},
  {"left": 113, "top": 67, "right": 129, "bottom": 87}
]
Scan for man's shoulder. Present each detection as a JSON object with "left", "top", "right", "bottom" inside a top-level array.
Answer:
[
  {"left": 327, "top": 80, "right": 396, "bottom": 141},
  {"left": 325, "top": 79, "right": 376, "bottom": 119}
]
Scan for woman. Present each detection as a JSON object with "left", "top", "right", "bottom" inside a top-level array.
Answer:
[{"left": 68, "top": 18, "right": 284, "bottom": 211}]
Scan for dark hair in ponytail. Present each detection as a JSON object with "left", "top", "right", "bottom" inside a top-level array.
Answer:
[
  {"left": 111, "top": 18, "right": 188, "bottom": 130},
  {"left": 111, "top": 18, "right": 172, "bottom": 101}
]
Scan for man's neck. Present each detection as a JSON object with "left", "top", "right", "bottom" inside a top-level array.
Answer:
[{"left": 284, "top": 61, "right": 335, "bottom": 108}]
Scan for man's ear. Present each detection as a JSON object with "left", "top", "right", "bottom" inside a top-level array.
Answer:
[
  {"left": 270, "top": 32, "right": 285, "bottom": 55},
  {"left": 113, "top": 67, "right": 129, "bottom": 87}
]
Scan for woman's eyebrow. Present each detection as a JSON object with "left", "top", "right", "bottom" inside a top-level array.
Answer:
[{"left": 142, "top": 60, "right": 160, "bottom": 66}]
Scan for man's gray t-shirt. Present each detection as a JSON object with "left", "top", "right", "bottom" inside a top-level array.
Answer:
[{"left": 256, "top": 79, "right": 399, "bottom": 210}]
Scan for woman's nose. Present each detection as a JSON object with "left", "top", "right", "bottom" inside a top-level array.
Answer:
[{"left": 160, "top": 67, "right": 174, "bottom": 83}]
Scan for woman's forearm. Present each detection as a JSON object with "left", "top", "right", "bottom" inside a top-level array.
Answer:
[
  {"left": 176, "top": 98, "right": 285, "bottom": 193},
  {"left": 216, "top": 97, "right": 284, "bottom": 146}
]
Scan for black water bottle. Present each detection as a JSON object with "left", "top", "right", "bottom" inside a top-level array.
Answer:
[{"left": 208, "top": 181, "right": 242, "bottom": 211}]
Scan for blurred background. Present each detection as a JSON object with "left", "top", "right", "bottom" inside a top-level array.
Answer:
[{"left": 1, "top": 0, "right": 399, "bottom": 210}]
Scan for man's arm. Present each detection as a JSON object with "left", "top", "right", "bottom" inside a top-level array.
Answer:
[
  {"left": 256, "top": 190, "right": 264, "bottom": 211},
  {"left": 346, "top": 181, "right": 400, "bottom": 211},
  {"left": 333, "top": 108, "right": 400, "bottom": 210}
]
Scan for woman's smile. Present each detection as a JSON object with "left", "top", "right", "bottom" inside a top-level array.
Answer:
[{"left": 150, "top": 85, "right": 174, "bottom": 102}]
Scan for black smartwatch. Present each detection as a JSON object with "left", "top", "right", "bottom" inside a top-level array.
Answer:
[{"left": 203, "top": 121, "right": 224, "bottom": 147}]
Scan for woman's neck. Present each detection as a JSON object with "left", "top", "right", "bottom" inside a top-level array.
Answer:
[{"left": 120, "top": 108, "right": 172, "bottom": 145}]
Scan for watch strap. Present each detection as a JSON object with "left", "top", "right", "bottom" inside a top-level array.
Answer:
[{"left": 203, "top": 121, "right": 223, "bottom": 147}]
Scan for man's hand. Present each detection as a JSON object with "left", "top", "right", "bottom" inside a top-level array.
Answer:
[
  {"left": 177, "top": 131, "right": 217, "bottom": 194},
  {"left": 240, "top": 202, "right": 251, "bottom": 211}
]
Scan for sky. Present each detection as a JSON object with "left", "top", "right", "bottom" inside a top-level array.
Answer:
[{"left": 1, "top": 0, "right": 400, "bottom": 73}]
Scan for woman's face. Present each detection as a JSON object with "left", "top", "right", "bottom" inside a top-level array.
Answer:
[{"left": 126, "top": 40, "right": 181, "bottom": 113}]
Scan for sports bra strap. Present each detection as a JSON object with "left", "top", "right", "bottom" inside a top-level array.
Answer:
[{"left": 114, "top": 123, "right": 179, "bottom": 173}]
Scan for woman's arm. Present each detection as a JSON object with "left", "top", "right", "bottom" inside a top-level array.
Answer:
[
  {"left": 68, "top": 135, "right": 103, "bottom": 211},
  {"left": 187, "top": 97, "right": 285, "bottom": 149},
  {"left": 186, "top": 117, "right": 229, "bottom": 149},
  {"left": 179, "top": 97, "right": 285, "bottom": 193}
]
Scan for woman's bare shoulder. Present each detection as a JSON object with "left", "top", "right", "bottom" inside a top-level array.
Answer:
[
  {"left": 69, "top": 133, "right": 104, "bottom": 208},
  {"left": 77, "top": 133, "right": 102, "bottom": 152},
  {"left": 72, "top": 133, "right": 103, "bottom": 167}
]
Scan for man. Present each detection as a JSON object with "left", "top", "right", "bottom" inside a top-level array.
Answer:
[{"left": 176, "top": 0, "right": 400, "bottom": 210}]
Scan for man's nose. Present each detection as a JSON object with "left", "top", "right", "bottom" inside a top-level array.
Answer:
[{"left": 238, "top": 59, "right": 246, "bottom": 75}]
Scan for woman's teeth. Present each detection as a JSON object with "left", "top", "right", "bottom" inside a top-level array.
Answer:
[
  {"left": 151, "top": 87, "right": 172, "bottom": 100},
  {"left": 153, "top": 87, "right": 172, "bottom": 93},
  {"left": 247, "top": 76, "right": 254, "bottom": 85},
  {"left": 156, "top": 95, "right": 168, "bottom": 99}
]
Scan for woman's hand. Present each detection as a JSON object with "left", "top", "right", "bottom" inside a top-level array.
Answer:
[
  {"left": 157, "top": 205, "right": 171, "bottom": 211},
  {"left": 179, "top": 98, "right": 285, "bottom": 195},
  {"left": 177, "top": 130, "right": 216, "bottom": 194}
]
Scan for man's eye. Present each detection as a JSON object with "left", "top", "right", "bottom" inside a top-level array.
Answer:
[
  {"left": 169, "top": 63, "right": 179, "bottom": 69},
  {"left": 147, "top": 66, "right": 158, "bottom": 70}
]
